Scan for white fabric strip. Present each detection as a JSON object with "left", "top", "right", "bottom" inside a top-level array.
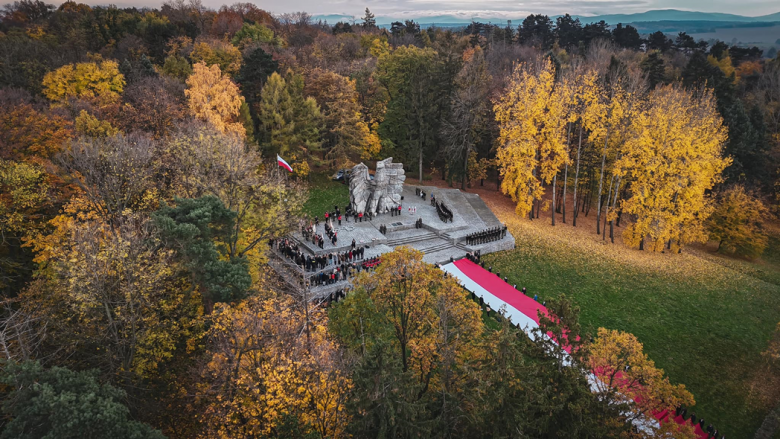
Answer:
[{"left": 441, "top": 262, "right": 539, "bottom": 335}]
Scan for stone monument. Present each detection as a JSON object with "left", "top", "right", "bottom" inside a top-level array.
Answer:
[{"left": 349, "top": 158, "right": 406, "bottom": 215}]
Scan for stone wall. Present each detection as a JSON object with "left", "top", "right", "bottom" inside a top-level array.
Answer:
[{"left": 349, "top": 158, "right": 406, "bottom": 215}]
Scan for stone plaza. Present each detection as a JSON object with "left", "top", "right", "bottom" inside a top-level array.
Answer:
[{"left": 269, "top": 170, "right": 515, "bottom": 298}]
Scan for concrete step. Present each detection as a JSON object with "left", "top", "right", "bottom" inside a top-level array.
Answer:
[
  {"left": 420, "top": 242, "right": 454, "bottom": 253},
  {"left": 386, "top": 231, "right": 437, "bottom": 246}
]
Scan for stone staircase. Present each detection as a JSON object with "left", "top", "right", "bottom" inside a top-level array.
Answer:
[
  {"left": 386, "top": 230, "right": 437, "bottom": 246},
  {"left": 418, "top": 240, "right": 454, "bottom": 253}
]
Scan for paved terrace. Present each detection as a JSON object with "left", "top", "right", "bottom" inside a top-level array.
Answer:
[{"left": 271, "top": 184, "right": 515, "bottom": 299}]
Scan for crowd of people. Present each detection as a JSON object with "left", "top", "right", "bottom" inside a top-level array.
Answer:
[
  {"left": 465, "top": 225, "right": 508, "bottom": 245},
  {"left": 273, "top": 238, "right": 369, "bottom": 272},
  {"left": 309, "top": 256, "right": 382, "bottom": 286},
  {"left": 415, "top": 187, "right": 427, "bottom": 200}
]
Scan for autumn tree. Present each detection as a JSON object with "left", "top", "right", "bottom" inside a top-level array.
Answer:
[
  {"left": 305, "top": 68, "right": 378, "bottom": 166},
  {"left": 330, "top": 246, "right": 483, "bottom": 436},
  {"left": 582, "top": 65, "right": 644, "bottom": 236},
  {"left": 42, "top": 55, "right": 125, "bottom": 105},
  {"left": 193, "top": 294, "right": 351, "bottom": 438},
  {"left": 185, "top": 62, "right": 245, "bottom": 136},
  {"left": 441, "top": 46, "right": 492, "bottom": 189},
  {"left": 707, "top": 185, "right": 768, "bottom": 258},
  {"left": 120, "top": 75, "right": 186, "bottom": 138},
  {"left": 58, "top": 132, "right": 158, "bottom": 223},
  {"left": 0, "top": 103, "right": 72, "bottom": 161},
  {"left": 189, "top": 39, "right": 242, "bottom": 77},
  {"left": 0, "top": 160, "right": 54, "bottom": 294},
  {"left": 616, "top": 85, "right": 730, "bottom": 251},
  {"left": 494, "top": 58, "right": 572, "bottom": 218},
  {"left": 74, "top": 110, "right": 118, "bottom": 138},
  {"left": 589, "top": 328, "right": 695, "bottom": 431},
  {"left": 166, "top": 123, "right": 306, "bottom": 282},
  {"left": 21, "top": 212, "right": 204, "bottom": 382}
]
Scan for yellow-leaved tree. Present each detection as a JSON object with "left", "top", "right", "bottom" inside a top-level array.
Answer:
[
  {"left": 190, "top": 39, "right": 242, "bottom": 77},
  {"left": 581, "top": 69, "right": 643, "bottom": 236},
  {"left": 615, "top": 85, "right": 730, "bottom": 251},
  {"left": 589, "top": 328, "right": 695, "bottom": 433},
  {"left": 707, "top": 185, "right": 769, "bottom": 258},
  {"left": 185, "top": 62, "right": 245, "bottom": 137},
  {"left": 353, "top": 246, "right": 482, "bottom": 385},
  {"left": 494, "top": 58, "right": 572, "bottom": 218},
  {"left": 42, "top": 55, "right": 125, "bottom": 105},
  {"left": 193, "top": 294, "right": 351, "bottom": 438}
]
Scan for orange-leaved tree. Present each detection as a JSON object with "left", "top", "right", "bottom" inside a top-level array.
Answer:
[{"left": 185, "top": 62, "right": 245, "bottom": 137}]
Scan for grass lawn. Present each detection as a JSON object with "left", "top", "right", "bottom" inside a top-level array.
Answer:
[
  {"left": 477, "top": 194, "right": 780, "bottom": 439},
  {"left": 302, "top": 172, "right": 349, "bottom": 219}
]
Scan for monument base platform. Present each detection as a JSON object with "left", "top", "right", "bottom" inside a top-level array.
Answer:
[{"left": 274, "top": 184, "right": 515, "bottom": 299}]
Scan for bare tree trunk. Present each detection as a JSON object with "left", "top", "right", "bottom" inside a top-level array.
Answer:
[
  {"left": 572, "top": 124, "right": 583, "bottom": 227},
  {"left": 609, "top": 176, "right": 621, "bottom": 243},
  {"left": 462, "top": 145, "right": 469, "bottom": 190},
  {"left": 551, "top": 175, "right": 557, "bottom": 226},
  {"left": 419, "top": 147, "right": 423, "bottom": 183},
  {"left": 602, "top": 174, "right": 614, "bottom": 240},
  {"left": 596, "top": 133, "right": 610, "bottom": 235},
  {"left": 562, "top": 124, "right": 572, "bottom": 223}
]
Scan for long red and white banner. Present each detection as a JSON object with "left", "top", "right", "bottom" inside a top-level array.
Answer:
[{"left": 440, "top": 258, "right": 714, "bottom": 439}]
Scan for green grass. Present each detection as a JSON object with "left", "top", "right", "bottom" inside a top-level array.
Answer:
[
  {"left": 481, "top": 210, "right": 780, "bottom": 439},
  {"left": 302, "top": 173, "right": 349, "bottom": 219}
]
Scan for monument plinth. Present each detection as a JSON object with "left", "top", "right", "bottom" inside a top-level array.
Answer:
[{"left": 350, "top": 158, "right": 406, "bottom": 215}]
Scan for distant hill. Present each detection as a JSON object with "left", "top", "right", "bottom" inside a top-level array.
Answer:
[
  {"left": 575, "top": 9, "right": 780, "bottom": 24},
  {"left": 311, "top": 9, "right": 780, "bottom": 28}
]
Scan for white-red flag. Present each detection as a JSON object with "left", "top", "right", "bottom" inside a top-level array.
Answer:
[{"left": 277, "top": 155, "right": 293, "bottom": 172}]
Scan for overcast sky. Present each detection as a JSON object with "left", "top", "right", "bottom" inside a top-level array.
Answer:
[{"left": 50, "top": 0, "right": 780, "bottom": 19}]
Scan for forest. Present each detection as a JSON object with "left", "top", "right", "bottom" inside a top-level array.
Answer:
[{"left": 1, "top": 0, "right": 780, "bottom": 438}]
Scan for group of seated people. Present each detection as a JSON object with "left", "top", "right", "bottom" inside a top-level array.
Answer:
[
  {"left": 465, "top": 225, "right": 507, "bottom": 245},
  {"left": 435, "top": 200, "right": 453, "bottom": 223}
]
